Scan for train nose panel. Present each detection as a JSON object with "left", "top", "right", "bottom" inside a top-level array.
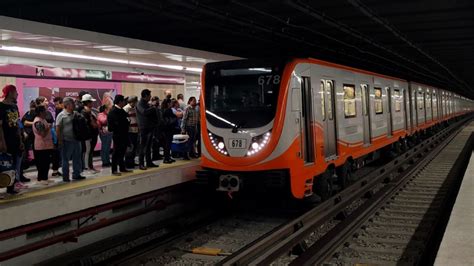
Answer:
[{"left": 217, "top": 174, "right": 240, "bottom": 192}]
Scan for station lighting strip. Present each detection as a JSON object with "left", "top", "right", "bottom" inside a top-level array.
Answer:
[{"left": 0, "top": 45, "right": 202, "bottom": 72}]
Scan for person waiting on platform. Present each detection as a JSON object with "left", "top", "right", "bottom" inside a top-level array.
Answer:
[
  {"left": 97, "top": 105, "right": 112, "bottom": 167},
  {"left": 52, "top": 96, "right": 64, "bottom": 177},
  {"left": 181, "top": 97, "right": 200, "bottom": 160},
  {"left": 20, "top": 100, "right": 36, "bottom": 182},
  {"left": 151, "top": 96, "right": 164, "bottom": 161},
  {"left": 177, "top": 93, "right": 187, "bottom": 110},
  {"left": 161, "top": 99, "right": 177, "bottom": 164},
  {"left": 56, "top": 97, "right": 85, "bottom": 182},
  {"left": 136, "top": 89, "right": 158, "bottom": 170},
  {"left": 81, "top": 94, "right": 99, "bottom": 173},
  {"left": 107, "top": 95, "right": 131, "bottom": 176},
  {"left": 33, "top": 105, "right": 54, "bottom": 185},
  {"left": 36, "top": 96, "right": 60, "bottom": 177},
  {"left": 0, "top": 85, "right": 23, "bottom": 194},
  {"left": 123, "top": 96, "right": 139, "bottom": 169}
]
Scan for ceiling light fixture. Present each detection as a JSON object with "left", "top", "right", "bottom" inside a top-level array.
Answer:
[{"left": 0, "top": 45, "right": 201, "bottom": 72}]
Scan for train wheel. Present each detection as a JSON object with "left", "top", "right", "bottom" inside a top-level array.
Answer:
[
  {"left": 337, "top": 162, "right": 352, "bottom": 190},
  {"left": 315, "top": 169, "right": 334, "bottom": 201}
]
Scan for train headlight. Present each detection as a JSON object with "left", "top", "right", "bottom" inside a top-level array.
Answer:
[
  {"left": 208, "top": 132, "right": 229, "bottom": 156},
  {"left": 246, "top": 131, "right": 271, "bottom": 156}
]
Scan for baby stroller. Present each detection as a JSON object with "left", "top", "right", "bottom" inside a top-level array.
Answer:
[
  {"left": 171, "top": 134, "right": 189, "bottom": 154},
  {"left": 0, "top": 153, "right": 16, "bottom": 188}
]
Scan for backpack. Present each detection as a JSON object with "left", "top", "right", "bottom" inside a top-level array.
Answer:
[{"left": 72, "top": 112, "right": 91, "bottom": 141}]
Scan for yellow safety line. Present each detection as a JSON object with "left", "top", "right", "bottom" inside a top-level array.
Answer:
[{"left": 0, "top": 160, "right": 195, "bottom": 204}]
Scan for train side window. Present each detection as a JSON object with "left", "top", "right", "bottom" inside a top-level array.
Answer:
[
  {"left": 326, "top": 81, "right": 334, "bottom": 120},
  {"left": 394, "top": 89, "right": 401, "bottom": 112},
  {"left": 374, "top": 87, "right": 383, "bottom": 114},
  {"left": 360, "top": 84, "right": 368, "bottom": 116},
  {"left": 343, "top": 84, "right": 356, "bottom": 118},
  {"left": 320, "top": 81, "right": 326, "bottom": 121},
  {"left": 426, "top": 91, "right": 431, "bottom": 109},
  {"left": 418, "top": 90, "right": 424, "bottom": 110}
]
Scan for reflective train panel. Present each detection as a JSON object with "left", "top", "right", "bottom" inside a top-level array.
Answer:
[{"left": 199, "top": 58, "right": 473, "bottom": 200}]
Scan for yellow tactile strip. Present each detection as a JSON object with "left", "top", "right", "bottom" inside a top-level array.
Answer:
[{"left": 0, "top": 160, "right": 197, "bottom": 204}]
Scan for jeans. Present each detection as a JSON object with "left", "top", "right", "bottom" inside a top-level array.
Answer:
[
  {"left": 100, "top": 133, "right": 112, "bottom": 165},
  {"left": 61, "top": 139, "right": 82, "bottom": 179},
  {"left": 185, "top": 125, "right": 197, "bottom": 155}
]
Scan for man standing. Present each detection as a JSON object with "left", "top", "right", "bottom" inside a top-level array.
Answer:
[
  {"left": 123, "top": 96, "right": 139, "bottom": 168},
  {"left": 0, "top": 85, "right": 23, "bottom": 194},
  {"left": 107, "top": 95, "right": 131, "bottom": 176},
  {"left": 51, "top": 97, "right": 63, "bottom": 177},
  {"left": 177, "top": 93, "right": 187, "bottom": 110},
  {"left": 181, "top": 97, "right": 199, "bottom": 160},
  {"left": 56, "top": 97, "right": 85, "bottom": 182},
  {"left": 136, "top": 89, "right": 158, "bottom": 170}
]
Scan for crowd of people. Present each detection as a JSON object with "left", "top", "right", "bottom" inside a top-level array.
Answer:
[{"left": 0, "top": 85, "right": 201, "bottom": 195}]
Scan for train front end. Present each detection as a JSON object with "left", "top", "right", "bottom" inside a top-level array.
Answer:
[{"left": 200, "top": 59, "right": 298, "bottom": 197}]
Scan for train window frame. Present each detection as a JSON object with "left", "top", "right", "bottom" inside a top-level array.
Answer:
[
  {"left": 326, "top": 80, "right": 334, "bottom": 121},
  {"left": 418, "top": 90, "right": 424, "bottom": 110},
  {"left": 374, "top": 87, "right": 383, "bottom": 114},
  {"left": 320, "top": 80, "right": 326, "bottom": 121},
  {"left": 343, "top": 84, "right": 356, "bottom": 118},
  {"left": 394, "top": 88, "right": 401, "bottom": 112},
  {"left": 360, "top": 84, "right": 369, "bottom": 116},
  {"left": 426, "top": 91, "right": 431, "bottom": 109}
]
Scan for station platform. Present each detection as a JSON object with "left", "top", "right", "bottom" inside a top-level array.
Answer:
[
  {"left": 435, "top": 150, "right": 474, "bottom": 265},
  {"left": 0, "top": 158, "right": 200, "bottom": 232}
]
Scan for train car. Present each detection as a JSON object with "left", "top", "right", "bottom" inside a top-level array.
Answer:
[{"left": 198, "top": 58, "right": 472, "bottom": 200}]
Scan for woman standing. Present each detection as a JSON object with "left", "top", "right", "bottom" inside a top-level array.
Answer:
[
  {"left": 33, "top": 105, "right": 54, "bottom": 185},
  {"left": 81, "top": 94, "right": 99, "bottom": 173},
  {"left": 97, "top": 105, "right": 112, "bottom": 167}
]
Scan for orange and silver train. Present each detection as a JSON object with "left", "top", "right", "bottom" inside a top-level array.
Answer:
[{"left": 198, "top": 58, "right": 473, "bottom": 200}]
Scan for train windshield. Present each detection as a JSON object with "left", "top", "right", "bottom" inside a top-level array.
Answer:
[{"left": 204, "top": 62, "right": 284, "bottom": 129}]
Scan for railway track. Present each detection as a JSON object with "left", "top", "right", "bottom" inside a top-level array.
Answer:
[
  {"left": 44, "top": 119, "right": 472, "bottom": 266},
  {"left": 220, "top": 118, "right": 473, "bottom": 266}
]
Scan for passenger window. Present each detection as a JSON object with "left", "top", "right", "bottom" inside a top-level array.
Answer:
[
  {"left": 343, "top": 84, "right": 356, "bottom": 118},
  {"left": 374, "top": 87, "right": 383, "bottom": 114},
  {"left": 320, "top": 81, "right": 325, "bottom": 121},
  {"left": 326, "top": 81, "right": 333, "bottom": 120},
  {"left": 360, "top": 84, "right": 368, "bottom": 116},
  {"left": 426, "top": 91, "right": 431, "bottom": 109},
  {"left": 394, "top": 89, "right": 401, "bottom": 112},
  {"left": 418, "top": 90, "right": 424, "bottom": 110}
]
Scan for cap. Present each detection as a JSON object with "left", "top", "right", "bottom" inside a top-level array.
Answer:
[{"left": 81, "top": 94, "right": 96, "bottom": 102}]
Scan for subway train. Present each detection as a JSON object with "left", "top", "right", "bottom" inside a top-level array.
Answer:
[{"left": 197, "top": 58, "right": 473, "bottom": 200}]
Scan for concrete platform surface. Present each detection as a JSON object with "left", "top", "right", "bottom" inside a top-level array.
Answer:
[
  {"left": 435, "top": 151, "right": 474, "bottom": 266},
  {"left": 0, "top": 159, "right": 200, "bottom": 231}
]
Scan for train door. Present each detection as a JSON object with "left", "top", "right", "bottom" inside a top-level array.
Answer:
[
  {"left": 386, "top": 86, "right": 393, "bottom": 136},
  {"left": 361, "top": 84, "right": 371, "bottom": 145},
  {"left": 301, "top": 76, "right": 315, "bottom": 163},
  {"left": 322, "top": 79, "right": 337, "bottom": 159}
]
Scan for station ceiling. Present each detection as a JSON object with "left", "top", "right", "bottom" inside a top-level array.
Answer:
[{"left": 0, "top": 0, "right": 473, "bottom": 98}]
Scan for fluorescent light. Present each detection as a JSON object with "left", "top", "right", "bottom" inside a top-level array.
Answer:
[
  {"left": 185, "top": 67, "right": 202, "bottom": 72},
  {"left": 129, "top": 61, "right": 184, "bottom": 70},
  {"left": 0, "top": 45, "right": 203, "bottom": 72},
  {"left": 0, "top": 45, "right": 128, "bottom": 64}
]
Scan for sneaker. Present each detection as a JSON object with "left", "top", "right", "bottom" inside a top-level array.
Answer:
[
  {"left": 20, "top": 176, "right": 31, "bottom": 183},
  {"left": 72, "top": 175, "right": 86, "bottom": 180}
]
